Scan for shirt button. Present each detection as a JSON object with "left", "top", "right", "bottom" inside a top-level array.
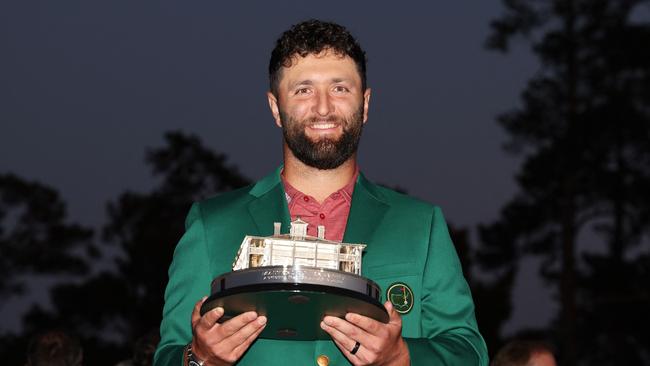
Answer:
[
  {"left": 319, "top": 213, "right": 325, "bottom": 220},
  {"left": 316, "top": 354, "right": 329, "bottom": 366},
  {"left": 303, "top": 196, "right": 310, "bottom": 202}
]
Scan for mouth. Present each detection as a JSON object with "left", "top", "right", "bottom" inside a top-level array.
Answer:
[
  {"left": 309, "top": 122, "right": 340, "bottom": 130},
  {"left": 306, "top": 123, "right": 342, "bottom": 139}
]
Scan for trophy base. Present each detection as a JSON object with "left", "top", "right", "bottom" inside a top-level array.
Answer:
[{"left": 201, "top": 266, "right": 388, "bottom": 340}]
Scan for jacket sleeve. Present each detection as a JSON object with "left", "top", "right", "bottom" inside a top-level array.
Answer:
[
  {"left": 154, "top": 203, "right": 212, "bottom": 366},
  {"left": 405, "top": 206, "right": 489, "bottom": 365}
]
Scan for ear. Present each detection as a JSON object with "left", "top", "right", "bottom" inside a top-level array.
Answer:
[
  {"left": 362, "top": 88, "right": 371, "bottom": 123},
  {"left": 267, "top": 91, "right": 282, "bottom": 128}
]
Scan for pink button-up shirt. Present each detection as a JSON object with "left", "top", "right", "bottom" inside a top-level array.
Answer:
[{"left": 282, "top": 170, "right": 359, "bottom": 242}]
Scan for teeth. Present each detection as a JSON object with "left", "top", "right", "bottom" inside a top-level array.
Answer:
[{"left": 311, "top": 123, "right": 336, "bottom": 129}]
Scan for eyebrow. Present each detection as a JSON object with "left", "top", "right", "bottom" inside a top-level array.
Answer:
[
  {"left": 331, "top": 78, "right": 350, "bottom": 83},
  {"left": 290, "top": 80, "right": 314, "bottom": 89},
  {"left": 289, "top": 77, "right": 353, "bottom": 89}
]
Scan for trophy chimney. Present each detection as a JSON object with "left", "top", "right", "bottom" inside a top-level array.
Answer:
[
  {"left": 273, "top": 222, "right": 281, "bottom": 236},
  {"left": 317, "top": 225, "right": 325, "bottom": 239},
  {"left": 290, "top": 218, "right": 308, "bottom": 239}
]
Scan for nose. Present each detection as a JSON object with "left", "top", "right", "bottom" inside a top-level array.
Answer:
[{"left": 313, "top": 91, "right": 333, "bottom": 116}]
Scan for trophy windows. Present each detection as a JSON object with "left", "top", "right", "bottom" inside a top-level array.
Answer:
[{"left": 232, "top": 219, "right": 366, "bottom": 275}]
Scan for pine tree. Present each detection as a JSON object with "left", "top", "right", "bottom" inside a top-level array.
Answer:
[
  {"left": 483, "top": 1, "right": 650, "bottom": 364},
  {"left": 22, "top": 131, "right": 251, "bottom": 365}
]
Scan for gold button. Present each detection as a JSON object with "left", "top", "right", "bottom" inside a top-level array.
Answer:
[{"left": 316, "top": 354, "right": 329, "bottom": 366}]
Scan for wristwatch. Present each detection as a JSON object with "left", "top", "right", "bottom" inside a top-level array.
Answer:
[{"left": 185, "top": 343, "right": 205, "bottom": 366}]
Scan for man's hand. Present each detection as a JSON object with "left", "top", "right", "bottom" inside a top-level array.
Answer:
[
  {"left": 190, "top": 297, "right": 267, "bottom": 366},
  {"left": 320, "top": 301, "right": 410, "bottom": 366}
]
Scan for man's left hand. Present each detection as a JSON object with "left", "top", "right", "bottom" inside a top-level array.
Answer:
[{"left": 320, "top": 301, "right": 410, "bottom": 366}]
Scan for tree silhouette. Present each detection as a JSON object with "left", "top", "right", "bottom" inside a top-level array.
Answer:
[
  {"left": 101, "top": 131, "right": 250, "bottom": 340},
  {"left": 0, "top": 174, "right": 96, "bottom": 365},
  {"left": 0, "top": 174, "right": 95, "bottom": 298},
  {"left": 483, "top": 1, "right": 650, "bottom": 365},
  {"left": 19, "top": 131, "right": 251, "bottom": 365}
]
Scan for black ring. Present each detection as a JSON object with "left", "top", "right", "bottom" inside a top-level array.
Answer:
[{"left": 350, "top": 341, "right": 361, "bottom": 355}]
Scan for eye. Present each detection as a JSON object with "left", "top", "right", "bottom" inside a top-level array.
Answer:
[
  {"left": 333, "top": 85, "right": 350, "bottom": 93},
  {"left": 294, "top": 87, "right": 311, "bottom": 95}
]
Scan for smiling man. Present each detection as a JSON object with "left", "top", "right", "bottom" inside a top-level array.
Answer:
[{"left": 154, "top": 20, "right": 488, "bottom": 366}]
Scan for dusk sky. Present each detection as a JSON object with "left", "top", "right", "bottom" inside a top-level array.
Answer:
[{"left": 1, "top": 1, "right": 550, "bottom": 335}]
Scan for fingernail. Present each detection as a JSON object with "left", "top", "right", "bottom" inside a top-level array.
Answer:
[
  {"left": 257, "top": 316, "right": 267, "bottom": 325},
  {"left": 202, "top": 296, "right": 207, "bottom": 301},
  {"left": 215, "top": 307, "right": 224, "bottom": 315},
  {"left": 323, "top": 317, "right": 333, "bottom": 325},
  {"left": 320, "top": 321, "right": 327, "bottom": 329}
]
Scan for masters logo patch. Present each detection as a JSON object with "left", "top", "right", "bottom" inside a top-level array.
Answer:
[{"left": 386, "top": 282, "right": 414, "bottom": 314}]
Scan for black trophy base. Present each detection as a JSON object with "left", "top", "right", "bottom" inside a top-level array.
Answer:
[{"left": 200, "top": 267, "right": 388, "bottom": 340}]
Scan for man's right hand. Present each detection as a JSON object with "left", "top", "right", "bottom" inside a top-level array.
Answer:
[{"left": 190, "top": 297, "right": 267, "bottom": 366}]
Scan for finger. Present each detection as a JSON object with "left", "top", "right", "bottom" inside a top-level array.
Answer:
[
  {"left": 323, "top": 315, "right": 377, "bottom": 350},
  {"left": 345, "top": 312, "right": 383, "bottom": 335},
  {"left": 321, "top": 320, "right": 360, "bottom": 357},
  {"left": 214, "top": 311, "right": 259, "bottom": 338},
  {"left": 331, "top": 338, "right": 370, "bottom": 365},
  {"left": 191, "top": 296, "right": 207, "bottom": 328},
  {"left": 231, "top": 318, "right": 267, "bottom": 356},
  {"left": 197, "top": 306, "right": 225, "bottom": 332},
  {"left": 385, "top": 301, "right": 402, "bottom": 325},
  {"left": 220, "top": 315, "right": 267, "bottom": 350}
]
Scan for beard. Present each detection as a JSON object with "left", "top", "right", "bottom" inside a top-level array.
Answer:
[{"left": 280, "top": 104, "right": 364, "bottom": 170}]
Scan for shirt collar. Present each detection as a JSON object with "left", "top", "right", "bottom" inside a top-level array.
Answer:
[{"left": 281, "top": 167, "right": 359, "bottom": 204}]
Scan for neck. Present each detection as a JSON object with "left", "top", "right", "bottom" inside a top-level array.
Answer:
[{"left": 282, "top": 145, "right": 358, "bottom": 203}]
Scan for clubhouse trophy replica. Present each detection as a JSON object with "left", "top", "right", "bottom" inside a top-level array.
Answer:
[{"left": 201, "top": 218, "right": 388, "bottom": 340}]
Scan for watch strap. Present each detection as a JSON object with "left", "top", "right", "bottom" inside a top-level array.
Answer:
[{"left": 185, "top": 343, "right": 205, "bottom": 366}]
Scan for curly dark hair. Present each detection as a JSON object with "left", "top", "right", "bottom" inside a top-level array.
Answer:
[{"left": 269, "top": 19, "right": 367, "bottom": 96}]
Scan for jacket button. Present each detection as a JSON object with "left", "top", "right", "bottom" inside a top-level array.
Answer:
[{"left": 316, "top": 354, "right": 329, "bottom": 366}]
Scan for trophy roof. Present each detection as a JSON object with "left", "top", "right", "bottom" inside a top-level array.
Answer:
[{"left": 241, "top": 234, "right": 365, "bottom": 248}]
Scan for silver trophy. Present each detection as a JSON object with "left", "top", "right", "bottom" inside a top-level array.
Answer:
[{"left": 201, "top": 219, "right": 388, "bottom": 340}]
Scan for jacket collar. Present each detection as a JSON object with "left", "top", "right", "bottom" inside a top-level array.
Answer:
[
  {"left": 247, "top": 166, "right": 389, "bottom": 245},
  {"left": 342, "top": 173, "right": 389, "bottom": 245},
  {"left": 247, "top": 166, "right": 290, "bottom": 236}
]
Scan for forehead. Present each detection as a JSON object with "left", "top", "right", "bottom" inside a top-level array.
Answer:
[{"left": 278, "top": 51, "right": 361, "bottom": 88}]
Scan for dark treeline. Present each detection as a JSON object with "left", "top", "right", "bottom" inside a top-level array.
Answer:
[
  {"left": 1, "top": 1, "right": 650, "bottom": 364},
  {"left": 478, "top": 1, "right": 650, "bottom": 365},
  {"left": 0, "top": 132, "right": 251, "bottom": 366}
]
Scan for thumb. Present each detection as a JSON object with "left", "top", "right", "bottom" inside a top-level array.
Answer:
[
  {"left": 191, "top": 296, "right": 208, "bottom": 326},
  {"left": 385, "top": 301, "right": 402, "bottom": 325}
]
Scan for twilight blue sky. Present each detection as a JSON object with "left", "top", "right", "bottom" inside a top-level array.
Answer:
[{"left": 1, "top": 1, "right": 554, "bottom": 335}]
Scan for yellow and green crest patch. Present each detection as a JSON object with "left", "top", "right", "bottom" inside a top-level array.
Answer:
[{"left": 386, "top": 282, "right": 414, "bottom": 314}]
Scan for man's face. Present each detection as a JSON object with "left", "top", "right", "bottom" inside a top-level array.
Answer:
[{"left": 268, "top": 51, "right": 371, "bottom": 170}]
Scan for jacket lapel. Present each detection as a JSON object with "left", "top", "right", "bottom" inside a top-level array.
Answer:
[
  {"left": 247, "top": 168, "right": 389, "bottom": 242},
  {"left": 342, "top": 173, "right": 390, "bottom": 247},
  {"left": 247, "top": 167, "right": 291, "bottom": 236}
]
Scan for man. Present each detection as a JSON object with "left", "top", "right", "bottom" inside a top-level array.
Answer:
[
  {"left": 154, "top": 19, "right": 488, "bottom": 366},
  {"left": 491, "top": 340, "right": 557, "bottom": 366},
  {"left": 26, "top": 330, "right": 83, "bottom": 366}
]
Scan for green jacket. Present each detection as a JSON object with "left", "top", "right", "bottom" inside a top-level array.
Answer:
[{"left": 154, "top": 168, "right": 488, "bottom": 365}]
